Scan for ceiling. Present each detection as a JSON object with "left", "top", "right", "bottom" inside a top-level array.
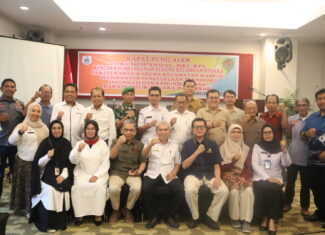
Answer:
[{"left": 0, "top": 0, "right": 325, "bottom": 42}]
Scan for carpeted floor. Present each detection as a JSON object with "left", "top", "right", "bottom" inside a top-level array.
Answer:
[{"left": 1, "top": 174, "right": 324, "bottom": 235}]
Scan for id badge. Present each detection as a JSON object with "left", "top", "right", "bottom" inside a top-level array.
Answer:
[
  {"left": 55, "top": 167, "right": 60, "bottom": 176},
  {"left": 264, "top": 160, "right": 271, "bottom": 169}
]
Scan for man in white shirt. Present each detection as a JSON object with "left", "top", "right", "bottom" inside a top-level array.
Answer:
[
  {"left": 164, "top": 93, "right": 195, "bottom": 150},
  {"left": 51, "top": 83, "right": 85, "bottom": 147},
  {"left": 84, "top": 87, "right": 116, "bottom": 147},
  {"left": 138, "top": 86, "right": 168, "bottom": 144},
  {"left": 141, "top": 121, "right": 183, "bottom": 229}
]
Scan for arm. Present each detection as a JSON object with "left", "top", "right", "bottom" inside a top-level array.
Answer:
[
  {"left": 108, "top": 108, "right": 117, "bottom": 148},
  {"left": 142, "top": 138, "right": 159, "bottom": 158},
  {"left": 38, "top": 154, "right": 51, "bottom": 168},
  {"left": 115, "top": 115, "right": 129, "bottom": 129},
  {"left": 69, "top": 143, "right": 82, "bottom": 164},
  {"left": 136, "top": 162, "right": 147, "bottom": 175},
  {"left": 280, "top": 152, "right": 292, "bottom": 167},
  {"left": 285, "top": 120, "right": 293, "bottom": 139},
  {"left": 8, "top": 124, "right": 24, "bottom": 145},
  {"left": 182, "top": 144, "right": 204, "bottom": 170},
  {"left": 251, "top": 145, "right": 270, "bottom": 180},
  {"left": 110, "top": 137, "right": 125, "bottom": 159},
  {"left": 280, "top": 106, "right": 288, "bottom": 129},
  {"left": 94, "top": 145, "right": 110, "bottom": 178}
]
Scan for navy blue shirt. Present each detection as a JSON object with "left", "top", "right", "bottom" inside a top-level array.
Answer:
[
  {"left": 181, "top": 138, "right": 222, "bottom": 180},
  {"left": 301, "top": 111, "right": 325, "bottom": 167}
]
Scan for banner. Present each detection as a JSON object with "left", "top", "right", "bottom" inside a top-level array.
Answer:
[{"left": 77, "top": 51, "right": 239, "bottom": 98}]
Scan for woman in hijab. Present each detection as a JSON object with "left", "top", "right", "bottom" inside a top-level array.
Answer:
[
  {"left": 220, "top": 124, "right": 254, "bottom": 233},
  {"left": 252, "top": 124, "right": 291, "bottom": 235},
  {"left": 69, "top": 120, "right": 110, "bottom": 226},
  {"left": 8, "top": 103, "right": 49, "bottom": 217},
  {"left": 29, "top": 120, "right": 73, "bottom": 232}
]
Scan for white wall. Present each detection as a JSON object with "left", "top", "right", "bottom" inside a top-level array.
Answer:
[{"left": 0, "top": 13, "right": 26, "bottom": 38}]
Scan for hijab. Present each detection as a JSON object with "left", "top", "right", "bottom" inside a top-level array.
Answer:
[
  {"left": 220, "top": 124, "right": 250, "bottom": 170},
  {"left": 84, "top": 120, "right": 99, "bottom": 146},
  {"left": 22, "top": 102, "right": 48, "bottom": 144},
  {"left": 257, "top": 124, "right": 282, "bottom": 154}
]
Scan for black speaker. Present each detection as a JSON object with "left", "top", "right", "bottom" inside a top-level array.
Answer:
[
  {"left": 26, "top": 30, "right": 45, "bottom": 42},
  {"left": 275, "top": 37, "right": 292, "bottom": 70}
]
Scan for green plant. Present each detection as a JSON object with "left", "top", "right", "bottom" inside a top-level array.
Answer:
[{"left": 280, "top": 89, "right": 299, "bottom": 116}]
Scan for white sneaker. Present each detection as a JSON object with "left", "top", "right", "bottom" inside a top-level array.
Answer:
[
  {"left": 242, "top": 221, "right": 252, "bottom": 234},
  {"left": 47, "top": 229, "right": 56, "bottom": 233}
]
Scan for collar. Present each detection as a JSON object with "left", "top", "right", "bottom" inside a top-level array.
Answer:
[
  {"left": 149, "top": 105, "right": 162, "bottom": 111},
  {"left": 194, "top": 137, "right": 206, "bottom": 146},
  {"left": 265, "top": 111, "right": 281, "bottom": 118},
  {"left": 63, "top": 100, "right": 76, "bottom": 107},
  {"left": 316, "top": 111, "right": 325, "bottom": 117},
  {"left": 0, "top": 95, "right": 16, "bottom": 102},
  {"left": 91, "top": 104, "right": 104, "bottom": 111},
  {"left": 206, "top": 107, "right": 221, "bottom": 113},
  {"left": 39, "top": 102, "right": 51, "bottom": 108}
]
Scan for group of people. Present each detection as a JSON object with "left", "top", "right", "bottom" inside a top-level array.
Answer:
[{"left": 0, "top": 78, "right": 324, "bottom": 235}]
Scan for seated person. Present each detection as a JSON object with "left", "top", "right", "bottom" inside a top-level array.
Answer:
[
  {"left": 142, "top": 121, "right": 183, "bottom": 229},
  {"left": 109, "top": 120, "right": 147, "bottom": 223},
  {"left": 220, "top": 124, "right": 254, "bottom": 233},
  {"left": 30, "top": 120, "right": 73, "bottom": 233},
  {"left": 252, "top": 124, "right": 291, "bottom": 235},
  {"left": 182, "top": 118, "right": 229, "bottom": 230},
  {"left": 69, "top": 120, "right": 110, "bottom": 226}
]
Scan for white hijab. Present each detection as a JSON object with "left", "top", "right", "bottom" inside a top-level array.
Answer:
[{"left": 220, "top": 124, "right": 250, "bottom": 170}]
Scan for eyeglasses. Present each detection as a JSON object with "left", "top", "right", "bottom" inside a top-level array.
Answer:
[
  {"left": 263, "top": 131, "right": 273, "bottom": 135},
  {"left": 193, "top": 125, "right": 206, "bottom": 130}
]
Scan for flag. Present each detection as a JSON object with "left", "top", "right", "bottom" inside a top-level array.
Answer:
[{"left": 64, "top": 51, "right": 73, "bottom": 84}]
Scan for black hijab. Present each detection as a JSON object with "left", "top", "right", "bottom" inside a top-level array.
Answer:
[
  {"left": 257, "top": 124, "right": 282, "bottom": 154},
  {"left": 31, "top": 120, "right": 73, "bottom": 196}
]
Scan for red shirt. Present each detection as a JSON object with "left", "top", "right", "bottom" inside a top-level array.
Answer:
[{"left": 260, "top": 111, "right": 283, "bottom": 140}]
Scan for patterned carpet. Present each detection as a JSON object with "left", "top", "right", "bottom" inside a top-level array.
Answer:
[{"left": 1, "top": 175, "right": 324, "bottom": 235}]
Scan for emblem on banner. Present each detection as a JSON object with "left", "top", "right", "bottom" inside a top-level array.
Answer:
[{"left": 82, "top": 56, "right": 92, "bottom": 65}]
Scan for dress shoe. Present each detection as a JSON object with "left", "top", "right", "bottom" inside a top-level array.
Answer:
[
  {"left": 268, "top": 230, "right": 276, "bottom": 235},
  {"left": 231, "top": 219, "right": 241, "bottom": 228},
  {"left": 75, "top": 219, "right": 84, "bottom": 226},
  {"left": 109, "top": 210, "right": 121, "bottom": 223},
  {"left": 202, "top": 215, "right": 220, "bottom": 230},
  {"left": 301, "top": 209, "right": 310, "bottom": 216},
  {"left": 304, "top": 213, "right": 322, "bottom": 222},
  {"left": 121, "top": 207, "right": 134, "bottom": 223},
  {"left": 146, "top": 217, "right": 159, "bottom": 229},
  {"left": 165, "top": 216, "right": 179, "bottom": 228},
  {"left": 187, "top": 218, "right": 200, "bottom": 228},
  {"left": 94, "top": 220, "right": 102, "bottom": 226},
  {"left": 283, "top": 204, "right": 292, "bottom": 212},
  {"left": 259, "top": 225, "right": 268, "bottom": 231}
]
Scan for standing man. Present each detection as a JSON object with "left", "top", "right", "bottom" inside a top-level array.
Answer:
[
  {"left": 141, "top": 121, "right": 183, "bottom": 229},
  {"left": 301, "top": 89, "right": 325, "bottom": 228},
  {"left": 25, "top": 84, "right": 53, "bottom": 127},
  {"left": 284, "top": 98, "right": 311, "bottom": 216},
  {"left": 197, "top": 89, "right": 231, "bottom": 146},
  {"left": 222, "top": 90, "right": 244, "bottom": 125},
  {"left": 114, "top": 87, "right": 140, "bottom": 138},
  {"left": 84, "top": 87, "right": 116, "bottom": 147},
  {"left": 51, "top": 83, "right": 85, "bottom": 147},
  {"left": 0, "top": 78, "right": 24, "bottom": 198},
  {"left": 172, "top": 79, "right": 205, "bottom": 114},
  {"left": 241, "top": 100, "right": 266, "bottom": 149},
  {"left": 164, "top": 93, "right": 195, "bottom": 150},
  {"left": 260, "top": 94, "right": 287, "bottom": 140},
  {"left": 109, "top": 121, "right": 147, "bottom": 223},
  {"left": 138, "top": 86, "right": 168, "bottom": 144},
  {"left": 182, "top": 118, "right": 229, "bottom": 230}
]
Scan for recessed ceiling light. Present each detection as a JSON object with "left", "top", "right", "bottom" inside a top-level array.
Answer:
[
  {"left": 20, "top": 6, "right": 29, "bottom": 11},
  {"left": 98, "top": 27, "right": 106, "bottom": 31},
  {"left": 259, "top": 33, "right": 266, "bottom": 37}
]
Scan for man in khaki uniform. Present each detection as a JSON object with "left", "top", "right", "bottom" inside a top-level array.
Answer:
[
  {"left": 197, "top": 89, "right": 231, "bottom": 146},
  {"left": 109, "top": 121, "right": 147, "bottom": 223},
  {"left": 172, "top": 79, "right": 205, "bottom": 114}
]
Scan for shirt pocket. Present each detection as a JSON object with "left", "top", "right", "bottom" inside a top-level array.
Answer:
[{"left": 98, "top": 117, "right": 109, "bottom": 129}]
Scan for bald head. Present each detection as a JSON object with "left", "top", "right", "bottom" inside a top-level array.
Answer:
[{"left": 245, "top": 100, "right": 258, "bottom": 117}]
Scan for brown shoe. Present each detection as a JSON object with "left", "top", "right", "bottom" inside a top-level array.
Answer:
[
  {"left": 121, "top": 207, "right": 134, "bottom": 223},
  {"left": 301, "top": 209, "right": 310, "bottom": 216},
  {"left": 283, "top": 204, "right": 292, "bottom": 212},
  {"left": 109, "top": 210, "right": 121, "bottom": 223}
]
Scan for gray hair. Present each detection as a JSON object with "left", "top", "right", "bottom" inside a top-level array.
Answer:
[
  {"left": 122, "top": 119, "right": 137, "bottom": 129},
  {"left": 156, "top": 120, "right": 171, "bottom": 131},
  {"left": 295, "top": 97, "right": 310, "bottom": 106}
]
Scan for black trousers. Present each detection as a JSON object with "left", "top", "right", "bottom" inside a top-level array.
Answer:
[
  {"left": 0, "top": 145, "right": 17, "bottom": 198},
  {"left": 253, "top": 180, "right": 284, "bottom": 220},
  {"left": 284, "top": 164, "right": 310, "bottom": 209},
  {"left": 308, "top": 164, "right": 325, "bottom": 220},
  {"left": 141, "top": 175, "right": 183, "bottom": 219}
]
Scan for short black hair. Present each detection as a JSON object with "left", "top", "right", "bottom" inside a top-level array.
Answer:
[
  {"left": 39, "top": 84, "right": 53, "bottom": 93},
  {"left": 206, "top": 89, "right": 220, "bottom": 98},
  {"left": 63, "top": 83, "right": 78, "bottom": 93},
  {"left": 223, "top": 89, "right": 236, "bottom": 97},
  {"left": 315, "top": 88, "right": 325, "bottom": 99},
  {"left": 175, "top": 93, "right": 189, "bottom": 101},
  {"left": 265, "top": 94, "right": 279, "bottom": 104},
  {"left": 148, "top": 86, "right": 161, "bottom": 95},
  {"left": 191, "top": 117, "right": 207, "bottom": 128},
  {"left": 183, "top": 79, "right": 196, "bottom": 87},
  {"left": 91, "top": 87, "right": 105, "bottom": 96},
  {"left": 1, "top": 78, "right": 16, "bottom": 88}
]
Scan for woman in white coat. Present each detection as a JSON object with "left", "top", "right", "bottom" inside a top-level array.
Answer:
[{"left": 70, "top": 120, "right": 110, "bottom": 226}]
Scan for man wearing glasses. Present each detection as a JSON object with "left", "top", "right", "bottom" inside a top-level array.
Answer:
[
  {"left": 181, "top": 118, "right": 229, "bottom": 230},
  {"left": 138, "top": 86, "right": 168, "bottom": 144}
]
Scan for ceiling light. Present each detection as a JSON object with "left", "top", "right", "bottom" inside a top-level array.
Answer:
[
  {"left": 259, "top": 33, "right": 266, "bottom": 37},
  {"left": 20, "top": 6, "right": 29, "bottom": 11},
  {"left": 98, "top": 27, "right": 106, "bottom": 31}
]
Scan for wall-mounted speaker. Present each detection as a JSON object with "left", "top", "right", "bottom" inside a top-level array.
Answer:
[
  {"left": 275, "top": 37, "right": 292, "bottom": 70},
  {"left": 26, "top": 30, "right": 45, "bottom": 42}
]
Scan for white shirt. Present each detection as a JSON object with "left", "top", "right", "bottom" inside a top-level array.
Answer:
[
  {"left": 51, "top": 101, "right": 85, "bottom": 147},
  {"left": 252, "top": 144, "right": 291, "bottom": 183},
  {"left": 144, "top": 139, "right": 181, "bottom": 184},
  {"left": 138, "top": 105, "right": 168, "bottom": 144},
  {"left": 85, "top": 104, "right": 116, "bottom": 147},
  {"left": 8, "top": 125, "right": 41, "bottom": 161},
  {"left": 164, "top": 110, "right": 195, "bottom": 150}
]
